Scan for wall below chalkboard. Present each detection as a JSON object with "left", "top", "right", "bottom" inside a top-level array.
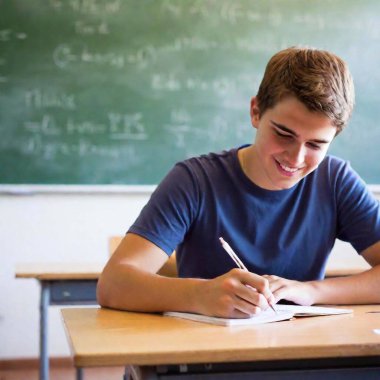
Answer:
[{"left": 1, "top": 0, "right": 380, "bottom": 185}]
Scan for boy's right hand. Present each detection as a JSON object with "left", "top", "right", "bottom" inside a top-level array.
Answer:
[{"left": 193, "top": 268, "right": 276, "bottom": 318}]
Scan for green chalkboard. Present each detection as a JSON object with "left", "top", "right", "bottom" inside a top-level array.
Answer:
[{"left": 1, "top": 0, "right": 380, "bottom": 185}]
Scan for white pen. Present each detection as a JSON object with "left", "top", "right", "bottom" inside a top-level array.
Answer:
[{"left": 219, "top": 237, "right": 277, "bottom": 314}]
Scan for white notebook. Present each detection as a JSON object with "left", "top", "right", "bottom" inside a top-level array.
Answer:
[
  {"left": 164, "top": 305, "right": 352, "bottom": 326},
  {"left": 164, "top": 309, "right": 294, "bottom": 326},
  {"left": 274, "top": 304, "right": 353, "bottom": 317}
]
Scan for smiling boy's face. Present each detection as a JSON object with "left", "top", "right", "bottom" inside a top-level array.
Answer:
[{"left": 247, "top": 95, "right": 337, "bottom": 191}]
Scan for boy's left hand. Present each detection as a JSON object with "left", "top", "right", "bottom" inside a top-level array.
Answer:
[{"left": 263, "top": 275, "right": 315, "bottom": 306}]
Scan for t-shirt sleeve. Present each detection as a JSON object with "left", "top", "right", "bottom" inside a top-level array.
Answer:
[
  {"left": 335, "top": 161, "right": 380, "bottom": 253},
  {"left": 128, "top": 162, "right": 200, "bottom": 255}
]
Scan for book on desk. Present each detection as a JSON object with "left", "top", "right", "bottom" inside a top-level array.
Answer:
[{"left": 164, "top": 305, "right": 353, "bottom": 326}]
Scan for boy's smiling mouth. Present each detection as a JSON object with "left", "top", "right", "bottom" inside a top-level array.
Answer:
[{"left": 274, "top": 159, "right": 303, "bottom": 177}]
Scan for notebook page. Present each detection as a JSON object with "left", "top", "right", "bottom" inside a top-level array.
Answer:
[
  {"left": 275, "top": 304, "right": 353, "bottom": 316},
  {"left": 164, "top": 309, "right": 294, "bottom": 326}
]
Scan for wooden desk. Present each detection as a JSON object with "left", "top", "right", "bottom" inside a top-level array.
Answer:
[
  {"left": 15, "top": 260, "right": 371, "bottom": 380},
  {"left": 15, "top": 263, "right": 104, "bottom": 380},
  {"left": 62, "top": 305, "right": 380, "bottom": 379}
]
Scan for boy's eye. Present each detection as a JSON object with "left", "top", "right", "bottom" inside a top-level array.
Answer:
[
  {"left": 275, "top": 130, "right": 292, "bottom": 139},
  {"left": 307, "top": 142, "right": 321, "bottom": 150},
  {"left": 274, "top": 128, "right": 322, "bottom": 150}
]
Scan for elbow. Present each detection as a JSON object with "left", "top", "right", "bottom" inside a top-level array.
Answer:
[
  {"left": 96, "top": 265, "right": 134, "bottom": 310},
  {"left": 96, "top": 262, "right": 147, "bottom": 311},
  {"left": 96, "top": 273, "right": 112, "bottom": 308}
]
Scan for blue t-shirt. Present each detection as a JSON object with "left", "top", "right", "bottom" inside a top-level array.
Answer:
[{"left": 129, "top": 147, "right": 380, "bottom": 281}]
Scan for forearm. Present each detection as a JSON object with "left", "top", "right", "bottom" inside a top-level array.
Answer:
[
  {"left": 308, "top": 265, "right": 380, "bottom": 305},
  {"left": 97, "top": 263, "right": 204, "bottom": 313}
]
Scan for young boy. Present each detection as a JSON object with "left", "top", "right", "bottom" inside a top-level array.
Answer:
[{"left": 97, "top": 47, "right": 380, "bottom": 318}]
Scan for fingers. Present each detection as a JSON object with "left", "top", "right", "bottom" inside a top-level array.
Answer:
[
  {"left": 207, "top": 270, "right": 285, "bottom": 318},
  {"left": 262, "top": 275, "right": 312, "bottom": 306},
  {"left": 262, "top": 274, "right": 287, "bottom": 302},
  {"left": 235, "top": 286, "right": 269, "bottom": 313},
  {"left": 231, "top": 295, "right": 263, "bottom": 316},
  {"left": 237, "top": 270, "right": 276, "bottom": 307},
  {"left": 223, "top": 269, "right": 276, "bottom": 312}
]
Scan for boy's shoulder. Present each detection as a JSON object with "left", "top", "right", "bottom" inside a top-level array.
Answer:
[
  {"left": 183, "top": 147, "right": 239, "bottom": 163},
  {"left": 317, "top": 154, "right": 349, "bottom": 175},
  {"left": 178, "top": 147, "right": 240, "bottom": 172},
  {"left": 321, "top": 154, "right": 346, "bottom": 166},
  {"left": 315, "top": 154, "right": 366, "bottom": 192}
]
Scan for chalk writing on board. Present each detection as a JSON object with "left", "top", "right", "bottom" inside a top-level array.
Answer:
[
  {"left": 164, "top": 108, "right": 192, "bottom": 148},
  {"left": 108, "top": 113, "right": 148, "bottom": 140},
  {"left": 23, "top": 113, "right": 148, "bottom": 141},
  {"left": 161, "top": 2, "right": 249, "bottom": 24},
  {"left": 74, "top": 21, "right": 110, "bottom": 36},
  {"left": 52, "top": 36, "right": 284, "bottom": 73},
  {"left": 0, "top": 55, "right": 8, "bottom": 85},
  {"left": 49, "top": 0, "right": 121, "bottom": 15},
  {"left": 161, "top": 2, "right": 283, "bottom": 27},
  {"left": 126, "top": 46, "right": 157, "bottom": 69},
  {"left": 235, "top": 37, "right": 282, "bottom": 53},
  {"left": 66, "top": 118, "right": 109, "bottom": 136},
  {"left": 152, "top": 74, "right": 232, "bottom": 93},
  {"left": 0, "top": 29, "right": 27, "bottom": 42},
  {"left": 157, "top": 37, "right": 219, "bottom": 53},
  {"left": 25, "top": 89, "right": 76, "bottom": 110},
  {"left": 53, "top": 44, "right": 125, "bottom": 69},
  {"left": 151, "top": 73, "right": 260, "bottom": 99},
  {"left": 21, "top": 135, "right": 133, "bottom": 160},
  {"left": 152, "top": 74, "right": 181, "bottom": 92},
  {"left": 165, "top": 124, "right": 191, "bottom": 148},
  {"left": 55, "top": 37, "right": 224, "bottom": 71},
  {"left": 24, "top": 116, "right": 61, "bottom": 136}
]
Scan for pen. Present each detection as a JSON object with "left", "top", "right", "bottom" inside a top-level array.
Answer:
[{"left": 219, "top": 237, "right": 277, "bottom": 314}]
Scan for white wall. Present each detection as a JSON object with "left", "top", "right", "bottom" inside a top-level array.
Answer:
[
  {"left": 1, "top": 188, "right": 378, "bottom": 359},
  {"left": 0, "top": 190, "right": 150, "bottom": 359}
]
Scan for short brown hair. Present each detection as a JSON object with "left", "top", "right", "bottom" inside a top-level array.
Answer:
[{"left": 256, "top": 46, "right": 355, "bottom": 134}]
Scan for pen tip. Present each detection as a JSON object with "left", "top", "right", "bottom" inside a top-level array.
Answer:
[{"left": 219, "top": 237, "right": 224, "bottom": 243}]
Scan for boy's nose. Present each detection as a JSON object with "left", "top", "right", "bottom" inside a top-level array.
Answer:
[{"left": 287, "top": 144, "right": 305, "bottom": 166}]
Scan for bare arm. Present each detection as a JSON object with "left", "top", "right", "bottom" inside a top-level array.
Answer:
[
  {"left": 97, "top": 233, "right": 275, "bottom": 317},
  {"left": 266, "top": 241, "right": 380, "bottom": 305}
]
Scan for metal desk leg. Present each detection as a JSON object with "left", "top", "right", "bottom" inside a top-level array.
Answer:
[
  {"left": 76, "top": 367, "right": 83, "bottom": 380},
  {"left": 40, "top": 282, "right": 50, "bottom": 380}
]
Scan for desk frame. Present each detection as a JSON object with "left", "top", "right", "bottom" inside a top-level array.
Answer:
[
  {"left": 130, "top": 357, "right": 380, "bottom": 379},
  {"left": 39, "top": 279, "right": 98, "bottom": 380},
  {"left": 15, "top": 263, "right": 102, "bottom": 380}
]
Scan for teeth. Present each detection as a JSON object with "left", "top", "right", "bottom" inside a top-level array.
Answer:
[{"left": 279, "top": 163, "right": 298, "bottom": 173}]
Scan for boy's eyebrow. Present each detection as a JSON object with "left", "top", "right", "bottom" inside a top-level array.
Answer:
[{"left": 270, "top": 120, "right": 330, "bottom": 144}]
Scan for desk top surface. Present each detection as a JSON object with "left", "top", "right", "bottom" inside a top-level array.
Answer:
[
  {"left": 15, "top": 262, "right": 105, "bottom": 280},
  {"left": 15, "top": 260, "right": 371, "bottom": 280},
  {"left": 61, "top": 305, "right": 380, "bottom": 368}
]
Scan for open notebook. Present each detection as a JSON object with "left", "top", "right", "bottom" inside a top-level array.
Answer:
[{"left": 164, "top": 305, "right": 353, "bottom": 326}]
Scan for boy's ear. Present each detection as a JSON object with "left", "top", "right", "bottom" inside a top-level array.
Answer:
[{"left": 250, "top": 97, "right": 260, "bottom": 128}]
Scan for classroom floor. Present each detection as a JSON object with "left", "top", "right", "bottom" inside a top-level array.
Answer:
[{"left": 0, "top": 366, "right": 125, "bottom": 380}]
